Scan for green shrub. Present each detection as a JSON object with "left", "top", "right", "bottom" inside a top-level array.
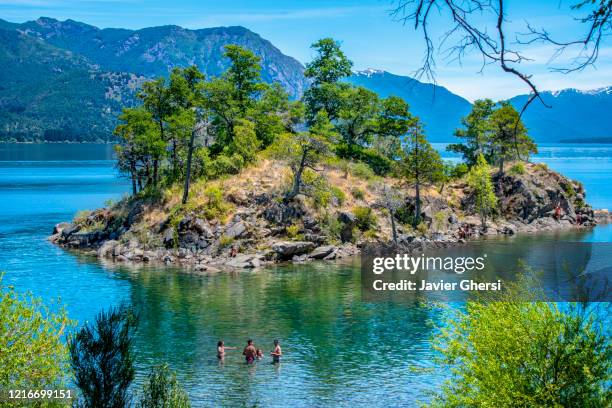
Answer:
[
  {"left": 1, "top": 275, "right": 72, "bottom": 396},
  {"left": 207, "top": 154, "right": 244, "bottom": 178},
  {"left": 563, "top": 182, "right": 577, "bottom": 198},
  {"left": 431, "top": 276, "right": 611, "bottom": 407},
  {"left": 351, "top": 187, "right": 365, "bottom": 200},
  {"left": 202, "top": 185, "right": 230, "bottom": 220},
  {"left": 219, "top": 235, "right": 234, "bottom": 248},
  {"left": 139, "top": 364, "right": 191, "bottom": 408},
  {"left": 285, "top": 224, "right": 302, "bottom": 240},
  {"left": 70, "top": 305, "right": 137, "bottom": 408},
  {"left": 509, "top": 162, "right": 526, "bottom": 175},
  {"left": 353, "top": 206, "right": 377, "bottom": 231},
  {"left": 330, "top": 186, "right": 346, "bottom": 205},
  {"left": 416, "top": 222, "right": 428, "bottom": 235},
  {"left": 535, "top": 162, "right": 549, "bottom": 172},
  {"left": 433, "top": 212, "right": 447, "bottom": 231},
  {"left": 451, "top": 162, "right": 469, "bottom": 179},
  {"left": 363, "top": 229, "right": 378, "bottom": 240},
  {"left": 349, "top": 162, "right": 376, "bottom": 180},
  {"left": 319, "top": 212, "right": 343, "bottom": 243},
  {"left": 74, "top": 209, "right": 92, "bottom": 224}
]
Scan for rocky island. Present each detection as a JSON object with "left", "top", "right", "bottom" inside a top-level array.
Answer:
[
  {"left": 47, "top": 40, "right": 597, "bottom": 271},
  {"left": 50, "top": 159, "right": 596, "bottom": 271}
]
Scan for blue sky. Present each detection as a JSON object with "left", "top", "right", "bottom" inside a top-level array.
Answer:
[{"left": 2, "top": 0, "right": 610, "bottom": 101}]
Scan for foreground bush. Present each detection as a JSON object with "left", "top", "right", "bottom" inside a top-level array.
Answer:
[
  {"left": 139, "top": 364, "right": 191, "bottom": 408},
  {"left": 0, "top": 275, "right": 72, "bottom": 402},
  {"left": 70, "top": 304, "right": 137, "bottom": 407},
  {"left": 431, "top": 276, "right": 611, "bottom": 407}
]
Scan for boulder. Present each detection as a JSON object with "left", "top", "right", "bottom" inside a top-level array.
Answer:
[
  {"left": 53, "top": 222, "right": 72, "bottom": 235},
  {"left": 225, "top": 254, "right": 263, "bottom": 269},
  {"left": 97, "top": 240, "right": 119, "bottom": 258},
  {"left": 225, "top": 221, "right": 247, "bottom": 239},
  {"left": 338, "top": 212, "right": 357, "bottom": 243},
  {"left": 162, "top": 228, "right": 175, "bottom": 248},
  {"left": 272, "top": 241, "right": 315, "bottom": 259},
  {"left": 308, "top": 245, "right": 335, "bottom": 259},
  {"left": 61, "top": 224, "right": 80, "bottom": 238},
  {"left": 192, "top": 218, "right": 213, "bottom": 238}
]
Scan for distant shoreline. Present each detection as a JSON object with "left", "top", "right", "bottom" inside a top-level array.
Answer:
[
  {"left": 0, "top": 141, "right": 115, "bottom": 145},
  {"left": 560, "top": 137, "right": 612, "bottom": 144}
]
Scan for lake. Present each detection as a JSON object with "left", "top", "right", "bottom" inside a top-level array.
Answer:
[{"left": 0, "top": 143, "right": 610, "bottom": 406}]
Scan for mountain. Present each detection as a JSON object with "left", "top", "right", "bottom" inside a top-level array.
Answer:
[
  {"left": 347, "top": 69, "right": 472, "bottom": 142},
  {"left": 0, "top": 27, "right": 144, "bottom": 142},
  {"left": 0, "top": 17, "right": 306, "bottom": 142},
  {"left": 510, "top": 87, "right": 612, "bottom": 143}
]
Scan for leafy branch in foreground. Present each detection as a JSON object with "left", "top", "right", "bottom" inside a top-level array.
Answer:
[
  {"left": 0, "top": 274, "right": 73, "bottom": 405},
  {"left": 430, "top": 274, "right": 611, "bottom": 407}
]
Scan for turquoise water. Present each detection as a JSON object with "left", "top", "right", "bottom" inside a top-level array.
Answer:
[{"left": 0, "top": 143, "right": 610, "bottom": 406}]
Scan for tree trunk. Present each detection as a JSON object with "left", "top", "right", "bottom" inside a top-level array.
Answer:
[
  {"left": 182, "top": 129, "right": 197, "bottom": 205},
  {"left": 130, "top": 165, "right": 137, "bottom": 195},
  {"left": 390, "top": 211, "right": 398, "bottom": 245},
  {"left": 153, "top": 159, "right": 159, "bottom": 186},
  {"left": 414, "top": 181, "right": 421, "bottom": 226},
  {"left": 285, "top": 151, "right": 307, "bottom": 202},
  {"left": 499, "top": 158, "right": 504, "bottom": 174}
]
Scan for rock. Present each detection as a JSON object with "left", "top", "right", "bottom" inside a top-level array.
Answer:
[
  {"left": 226, "top": 254, "right": 262, "bottom": 269},
  {"left": 303, "top": 233, "right": 326, "bottom": 244},
  {"left": 303, "top": 216, "right": 319, "bottom": 231},
  {"left": 225, "top": 221, "right": 247, "bottom": 239},
  {"left": 338, "top": 212, "right": 356, "bottom": 243},
  {"left": 68, "top": 231, "right": 101, "bottom": 247},
  {"left": 448, "top": 214, "right": 458, "bottom": 225},
  {"left": 338, "top": 212, "right": 356, "bottom": 225},
  {"left": 61, "top": 224, "right": 80, "bottom": 238},
  {"left": 192, "top": 218, "right": 213, "bottom": 237},
  {"left": 53, "top": 222, "right": 72, "bottom": 235},
  {"left": 97, "top": 240, "right": 119, "bottom": 258},
  {"left": 308, "top": 245, "right": 335, "bottom": 259},
  {"left": 272, "top": 241, "right": 315, "bottom": 259},
  {"left": 126, "top": 202, "right": 144, "bottom": 227},
  {"left": 162, "top": 228, "right": 175, "bottom": 248}
]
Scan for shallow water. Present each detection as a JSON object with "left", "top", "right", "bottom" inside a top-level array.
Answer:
[{"left": 0, "top": 143, "right": 610, "bottom": 406}]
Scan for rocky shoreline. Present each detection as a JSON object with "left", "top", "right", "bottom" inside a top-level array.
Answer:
[{"left": 49, "top": 161, "right": 598, "bottom": 272}]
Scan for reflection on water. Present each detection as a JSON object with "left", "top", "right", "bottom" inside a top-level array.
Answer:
[
  {"left": 103, "top": 260, "right": 441, "bottom": 406},
  {"left": 0, "top": 143, "right": 610, "bottom": 406}
]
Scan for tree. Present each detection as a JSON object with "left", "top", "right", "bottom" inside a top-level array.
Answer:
[
  {"left": 431, "top": 275, "right": 611, "bottom": 407},
  {"left": 114, "top": 108, "right": 164, "bottom": 194},
  {"left": 223, "top": 45, "right": 266, "bottom": 115},
  {"left": 375, "top": 185, "right": 404, "bottom": 244},
  {"left": 489, "top": 101, "right": 537, "bottom": 173},
  {"left": 466, "top": 154, "right": 497, "bottom": 230},
  {"left": 271, "top": 110, "right": 337, "bottom": 201},
  {"left": 335, "top": 86, "right": 380, "bottom": 154},
  {"left": 138, "top": 364, "right": 191, "bottom": 408},
  {"left": 400, "top": 120, "right": 444, "bottom": 225},
  {"left": 303, "top": 38, "right": 353, "bottom": 122},
  {"left": 447, "top": 99, "right": 495, "bottom": 166},
  {"left": 304, "top": 38, "right": 353, "bottom": 85},
  {"left": 374, "top": 96, "right": 413, "bottom": 160},
  {"left": 139, "top": 78, "right": 173, "bottom": 183},
  {"left": 169, "top": 65, "right": 207, "bottom": 204},
  {"left": 0, "top": 275, "right": 72, "bottom": 400},
  {"left": 69, "top": 304, "right": 137, "bottom": 408}
]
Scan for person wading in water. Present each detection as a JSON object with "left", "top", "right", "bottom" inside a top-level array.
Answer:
[
  {"left": 270, "top": 339, "right": 282, "bottom": 364},
  {"left": 243, "top": 339, "right": 257, "bottom": 364}
]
